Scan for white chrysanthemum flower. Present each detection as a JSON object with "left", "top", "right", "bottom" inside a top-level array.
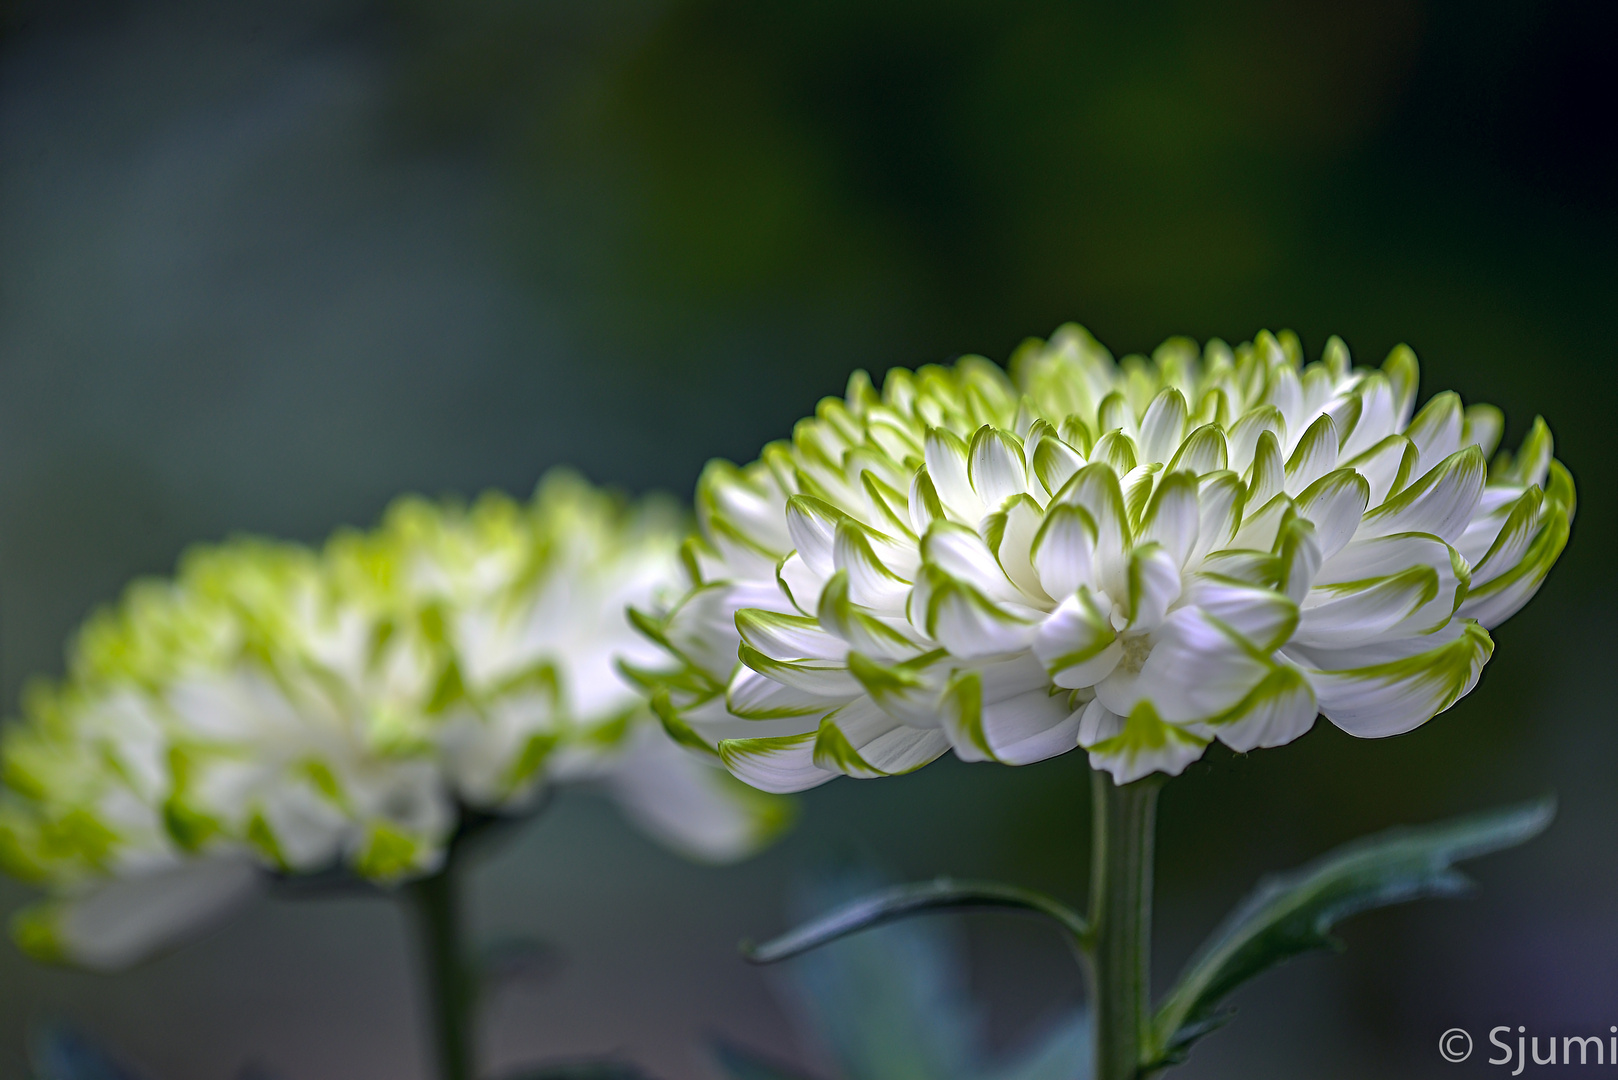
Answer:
[
  {"left": 640, "top": 327, "right": 1573, "bottom": 792},
  {"left": 0, "top": 472, "right": 788, "bottom": 970}
]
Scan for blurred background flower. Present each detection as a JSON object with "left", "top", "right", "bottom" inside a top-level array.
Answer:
[
  {"left": 0, "top": 472, "right": 781, "bottom": 975},
  {"left": 0, "top": 0, "right": 1611, "bottom": 1077}
]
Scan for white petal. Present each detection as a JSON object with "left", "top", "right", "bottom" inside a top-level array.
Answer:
[
  {"left": 1227, "top": 405, "right": 1286, "bottom": 475},
  {"left": 921, "top": 521, "right": 1022, "bottom": 603},
  {"left": 727, "top": 662, "right": 847, "bottom": 718},
  {"left": 1405, "top": 391, "right": 1463, "bottom": 477},
  {"left": 942, "top": 667, "right": 1079, "bottom": 765},
  {"left": 1051, "top": 463, "right": 1131, "bottom": 595},
  {"left": 1283, "top": 414, "right": 1340, "bottom": 496},
  {"left": 814, "top": 697, "right": 951, "bottom": 777},
  {"left": 1210, "top": 659, "right": 1318, "bottom": 752},
  {"left": 1138, "top": 388, "right": 1189, "bottom": 464},
  {"left": 1079, "top": 700, "right": 1211, "bottom": 784},
  {"left": 736, "top": 608, "right": 848, "bottom": 662},
  {"left": 1139, "top": 471, "right": 1200, "bottom": 567},
  {"left": 1356, "top": 446, "right": 1486, "bottom": 544},
  {"left": 785, "top": 495, "right": 844, "bottom": 577},
  {"left": 985, "top": 494, "right": 1050, "bottom": 602},
  {"left": 925, "top": 428, "right": 984, "bottom": 521},
  {"left": 968, "top": 426, "right": 1028, "bottom": 506},
  {"left": 719, "top": 732, "right": 839, "bottom": 793},
  {"left": 1031, "top": 504, "right": 1098, "bottom": 600},
  {"left": 1188, "top": 471, "right": 1245, "bottom": 564},
  {"left": 924, "top": 575, "right": 1039, "bottom": 659},
  {"left": 1133, "top": 608, "right": 1271, "bottom": 723},
  {"left": 1294, "top": 468, "right": 1370, "bottom": 561},
  {"left": 1181, "top": 575, "right": 1298, "bottom": 651},
  {"left": 29, "top": 856, "right": 264, "bottom": 972},
  {"left": 834, "top": 522, "right": 912, "bottom": 611},
  {"left": 1033, "top": 588, "right": 1123, "bottom": 688},
  {"left": 1342, "top": 434, "right": 1417, "bottom": 508},
  {"left": 1121, "top": 544, "right": 1182, "bottom": 633},
  {"left": 776, "top": 551, "right": 829, "bottom": 617},
  {"left": 1287, "top": 619, "right": 1493, "bottom": 737}
]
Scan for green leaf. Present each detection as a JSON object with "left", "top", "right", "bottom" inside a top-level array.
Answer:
[
  {"left": 744, "top": 878, "right": 1089, "bottom": 964},
  {"left": 1150, "top": 796, "right": 1555, "bottom": 1069}
]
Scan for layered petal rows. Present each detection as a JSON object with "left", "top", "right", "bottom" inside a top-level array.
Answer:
[
  {"left": 0, "top": 471, "right": 787, "bottom": 970},
  {"left": 639, "top": 327, "right": 1573, "bottom": 791}
]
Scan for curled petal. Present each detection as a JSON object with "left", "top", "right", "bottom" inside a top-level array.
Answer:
[
  {"left": 1288, "top": 619, "right": 1493, "bottom": 738},
  {"left": 1080, "top": 700, "right": 1211, "bottom": 784},
  {"left": 814, "top": 698, "right": 951, "bottom": 778},
  {"left": 719, "top": 732, "right": 838, "bottom": 794}
]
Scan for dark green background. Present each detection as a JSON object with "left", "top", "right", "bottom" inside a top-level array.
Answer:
[{"left": 0, "top": 0, "right": 1612, "bottom": 1076}]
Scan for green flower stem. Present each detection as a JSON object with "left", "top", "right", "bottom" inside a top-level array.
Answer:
[
  {"left": 407, "top": 856, "right": 475, "bottom": 1080},
  {"left": 1088, "top": 769, "right": 1165, "bottom": 1080}
]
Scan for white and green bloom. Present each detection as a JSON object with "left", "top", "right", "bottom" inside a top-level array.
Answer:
[
  {"left": 639, "top": 327, "right": 1573, "bottom": 791},
  {"left": 0, "top": 471, "right": 787, "bottom": 970}
]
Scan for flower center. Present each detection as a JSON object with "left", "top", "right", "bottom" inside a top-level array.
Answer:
[{"left": 1117, "top": 633, "right": 1152, "bottom": 675}]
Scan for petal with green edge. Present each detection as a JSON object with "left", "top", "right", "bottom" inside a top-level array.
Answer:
[
  {"left": 1382, "top": 344, "right": 1420, "bottom": 427},
  {"left": 984, "top": 494, "right": 1049, "bottom": 602},
  {"left": 924, "top": 428, "right": 982, "bottom": 521},
  {"left": 1343, "top": 434, "right": 1418, "bottom": 508},
  {"left": 1294, "top": 565, "right": 1445, "bottom": 648},
  {"left": 967, "top": 426, "right": 1028, "bottom": 506},
  {"left": 1051, "top": 462, "right": 1131, "bottom": 592},
  {"left": 727, "top": 664, "right": 847, "bottom": 719},
  {"left": 1189, "top": 472, "right": 1246, "bottom": 564},
  {"left": 1167, "top": 424, "right": 1228, "bottom": 476},
  {"left": 1227, "top": 406, "right": 1286, "bottom": 475},
  {"left": 776, "top": 551, "right": 828, "bottom": 617},
  {"left": 813, "top": 698, "right": 950, "bottom": 778},
  {"left": 846, "top": 650, "right": 949, "bottom": 726},
  {"left": 1294, "top": 469, "right": 1370, "bottom": 561},
  {"left": 1245, "top": 430, "right": 1285, "bottom": 507},
  {"left": 12, "top": 855, "right": 264, "bottom": 972},
  {"left": 1284, "top": 414, "right": 1339, "bottom": 496},
  {"left": 1122, "top": 543, "right": 1182, "bottom": 633},
  {"left": 1463, "top": 403, "right": 1504, "bottom": 458},
  {"left": 924, "top": 576, "right": 1039, "bottom": 660},
  {"left": 1139, "top": 388, "right": 1189, "bottom": 464},
  {"left": 1033, "top": 589, "right": 1123, "bottom": 688},
  {"left": 1275, "top": 518, "right": 1323, "bottom": 604},
  {"left": 1031, "top": 503, "right": 1098, "bottom": 601},
  {"left": 735, "top": 608, "right": 848, "bottom": 663},
  {"left": 1080, "top": 700, "right": 1211, "bottom": 784},
  {"left": 1357, "top": 446, "right": 1486, "bottom": 544},
  {"left": 1457, "top": 504, "right": 1569, "bottom": 629},
  {"left": 816, "top": 572, "right": 924, "bottom": 660},
  {"left": 921, "top": 521, "right": 1022, "bottom": 603},
  {"left": 1131, "top": 609, "right": 1272, "bottom": 723},
  {"left": 719, "top": 732, "right": 838, "bottom": 794},
  {"left": 834, "top": 522, "right": 912, "bottom": 612},
  {"left": 941, "top": 667, "right": 1079, "bottom": 765},
  {"left": 1181, "top": 576, "right": 1298, "bottom": 652},
  {"left": 1341, "top": 373, "right": 1398, "bottom": 459},
  {"left": 737, "top": 644, "right": 861, "bottom": 699},
  {"left": 1210, "top": 657, "right": 1318, "bottom": 752},
  {"left": 1140, "top": 471, "right": 1201, "bottom": 568},
  {"left": 1287, "top": 619, "right": 1493, "bottom": 737},
  {"left": 1406, "top": 391, "right": 1463, "bottom": 476},
  {"left": 785, "top": 496, "right": 847, "bottom": 577},
  {"left": 1032, "top": 433, "right": 1085, "bottom": 496}
]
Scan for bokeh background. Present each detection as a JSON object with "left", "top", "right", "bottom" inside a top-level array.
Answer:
[{"left": 0, "top": 0, "right": 1613, "bottom": 1076}]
